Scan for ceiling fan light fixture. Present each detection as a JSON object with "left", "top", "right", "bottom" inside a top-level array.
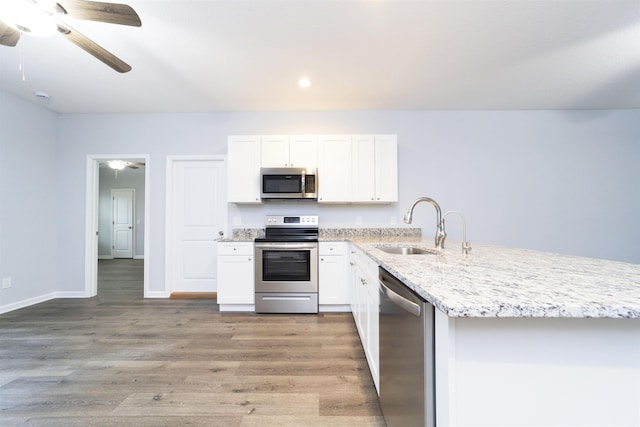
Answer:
[
  {"left": 0, "top": 0, "right": 57, "bottom": 37},
  {"left": 108, "top": 160, "right": 127, "bottom": 170}
]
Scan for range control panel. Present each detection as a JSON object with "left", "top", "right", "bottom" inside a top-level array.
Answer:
[{"left": 265, "top": 215, "right": 318, "bottom": 227}]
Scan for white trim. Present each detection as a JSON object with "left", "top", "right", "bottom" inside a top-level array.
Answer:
[
  {"left": 0, "top": 291, "right": 87, "bottom": 314},
  {"left": 145, "top": 290, "right": 170, "bottom": 299},
  {"left": 164, "top": 155, "right": 227, "bottom": 298},
  {"left": 85, "top": 154, "right": 151, "bottom": 299},
  {"left": 0, "top": 293, "right": 56, "bottom": 314},
  {"left": 219, "top": 304, "right": 255, "bottom": 312},
  {"left": 134, "top": 255, "right": 144, "bottom": 260},
  {"left": 319, "top": 304, "right": 351, "bottom": 312}
]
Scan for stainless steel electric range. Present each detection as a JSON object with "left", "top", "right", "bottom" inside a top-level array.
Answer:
[{"left": 254, "top": 215, "right": 319, "bottom": 314}]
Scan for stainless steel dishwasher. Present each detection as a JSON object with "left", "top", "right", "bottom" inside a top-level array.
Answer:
[{"left": 378, "top": 267, "right": 435, "bottom": 427}]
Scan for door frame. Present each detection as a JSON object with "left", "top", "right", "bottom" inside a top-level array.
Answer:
[
  {"left": 165, "top": 155, "right": 227, "bottom": 295},
  {"left": 85, "top": 154, "right": 150, "bottom": 297},
  {"left": 111, "top": 188, "right": 136, "bottom": 259}
]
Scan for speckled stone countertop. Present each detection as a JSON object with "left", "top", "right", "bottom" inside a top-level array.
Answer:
[
  {"left": 354, "top": 240, "right": 640, "bottom": 319},
  {"left": 229, "top": 227, "right": 422, "bottom": 241}
]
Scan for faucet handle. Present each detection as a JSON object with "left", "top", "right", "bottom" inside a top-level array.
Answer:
[{"left": 462, "top": 241, "right": 472, "bottom": 255}]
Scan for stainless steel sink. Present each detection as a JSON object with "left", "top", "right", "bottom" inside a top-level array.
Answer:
[{"left": 375, "top": 245, "right": 438, "bottom": 255}]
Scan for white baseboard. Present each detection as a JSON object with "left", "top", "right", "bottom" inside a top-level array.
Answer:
[
  {"left": 134, "top": 255, "right": 144, "bottom": 260},
  {"left": 0, "top": 292, "right": 57, "bottom": 314},
  {"left": 55, "top": 291, "right": 89, "bottom": 298},
  {"left": 144, "top": 290, "right": 170, "bottom": 298},
  {"left": 219, "top": 304, "right": 255, "bottom": 312},
  {"left": 319, "top": 304, "right": 351, "bottom": 313}
]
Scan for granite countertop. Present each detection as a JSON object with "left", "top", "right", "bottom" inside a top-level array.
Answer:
[{"left": 353, "top": 240, "right": 640, "bottom": 319}]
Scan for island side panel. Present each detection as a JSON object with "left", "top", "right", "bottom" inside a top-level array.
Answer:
[{"left": 436, "top": 315, "right": 640, "bottom": 426}]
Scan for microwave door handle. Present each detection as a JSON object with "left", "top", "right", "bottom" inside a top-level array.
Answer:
[{"left": 301, "top": 172, "right": 306, "bottom": 197}]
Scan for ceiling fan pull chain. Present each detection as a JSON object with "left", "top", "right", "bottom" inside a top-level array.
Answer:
[{"left": 19, "top": 43, "right": 25, "bottom": 82}]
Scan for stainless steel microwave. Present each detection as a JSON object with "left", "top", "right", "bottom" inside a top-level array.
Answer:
[{"left": 260, "top": 167, "right": 317, "bottom": 200}]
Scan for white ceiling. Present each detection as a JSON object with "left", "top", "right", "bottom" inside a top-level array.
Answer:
[{"left": 1, "top": 0, "right": 638, "bottom": 114}]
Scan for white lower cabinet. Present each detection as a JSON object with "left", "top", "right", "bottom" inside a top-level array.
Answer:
[
  {"left": 216, "top": 242, "right": 255, "bottom": 311},
  {"left": 318, "top": 242, "right": 350, "bottom": 311},
  {"left": 350, "top": 244, "right": 380, "bottom": 393}
]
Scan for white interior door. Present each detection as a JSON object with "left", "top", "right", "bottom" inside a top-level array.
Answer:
[
  {"left": 171, "top": 159, "right": 226, "bottom": 293},
  {"left": 112, "top": 189, "right": 134, "bottom": 258}
]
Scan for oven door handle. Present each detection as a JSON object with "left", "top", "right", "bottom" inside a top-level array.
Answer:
[{"left": 255, "top": 242, "right": 318, "bottom": 250}]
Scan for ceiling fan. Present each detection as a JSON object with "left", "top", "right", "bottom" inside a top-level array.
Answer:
[
  {"left": 106, "top": 160, "right": 144, "bottom": 170},
  {"left": 0, "top": 0, "right": 141, "bottom": 73}
]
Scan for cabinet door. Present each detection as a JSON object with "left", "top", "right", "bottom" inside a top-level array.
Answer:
[
  {"left": 352, "top": 135, "right": 376, "bottom": 202},
  {"left": 374, "top": 135, "right": 398, "bottom": 202},
  {"left": 318, "top": 135, "right": 352, "bottom": 202},
  {"left": 217, "top": 255, "right": 255, "bottom": 304},
  {"left": 289, "top": 135, "right": 318, "bottom": 169},
  {"left": 227, "top": 136, "right": 262, "bottom": 203},
  {"left": 319, "top": 242, "right": 349, "bottom": 305},
  {"left": 261, "top": 135, "right": 290, "bottom": 167},
  {"left": 364, "top": 258, "right": 380, "bottom": 391}
]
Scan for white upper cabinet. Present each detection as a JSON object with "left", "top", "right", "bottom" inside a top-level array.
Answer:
[
  {"left": 228, "top": 134, "right": 396, "bottom": 204},
  {"left": 352, "top": 135, "right": 376, "bottom": 202},
  {"left": 260, "top": 135, "right": 289, "bottom": 168},
  {"left": 289, "top": 135, "right": 318, "bottom": 168},
  {"left": 374, "top": 135, "right": 398, "bottom": 203},
  {"left": 261, "top": 135, "right": 318, "bottom": 169},
  {"left": 345, "top": 134, "right": 398, "bottom": 203},
  {"left": 317, "top": 135, "right": 353, "bottom": 203},
  {"left": 227, "top": 136, "right": 262, "bottom": 203}
]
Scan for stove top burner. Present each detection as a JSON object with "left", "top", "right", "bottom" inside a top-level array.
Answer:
[{"left": 256, "top": 215, "right": 319, "bottom": 242}]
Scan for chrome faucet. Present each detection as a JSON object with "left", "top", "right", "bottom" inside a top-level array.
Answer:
[
  {"left": 404, "top": 197, "right": 446, "bottom": 250},
  {"left": 442, "top": 211, "right": 472, "bottom": 255}
]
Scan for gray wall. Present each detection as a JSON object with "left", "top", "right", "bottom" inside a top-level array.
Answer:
[
  {"left": 1, "top": 89, "right": 639, "bottom": 308},
  {"left": 0, "top": 92, "right": 59, "bottom": 309}
]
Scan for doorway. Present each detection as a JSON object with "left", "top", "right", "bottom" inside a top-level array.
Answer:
[
  {"left": 112, "top": 189, "right": 135, "bottom": 259},
  {"left": 165, "top": 156, "right": 227, "bottom": 295},
  {"left": 85, "top": 155, "right": 150, "bottom": 298}
]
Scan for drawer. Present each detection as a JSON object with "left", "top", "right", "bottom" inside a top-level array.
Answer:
[
  {"left": 319, "top": 242, "right": 347, "bottom": 256},
  {"left": 217, "top": 242, "right": 254, "bottom": 256}
]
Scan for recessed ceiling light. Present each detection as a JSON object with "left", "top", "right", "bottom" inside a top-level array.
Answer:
[{"left": 298, "top": 78, "right": 311, "bottom": 88}]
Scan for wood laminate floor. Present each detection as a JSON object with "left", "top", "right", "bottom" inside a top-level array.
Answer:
[{"left": 0, "top": 259, "right": 385, "bottom": 426}]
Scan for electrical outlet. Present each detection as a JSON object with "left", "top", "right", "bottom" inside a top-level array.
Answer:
[
  {"left": 232, "top": 216, "right": 242, "bottom": 226},
  {"left": 356, "top": 217, "right": 363, "bottom": 226},
  {"left": 2, "top": 277, "right": 11, "bottom": 289},
  {"left": 390, "top": 216, "right": 397, "bottom": 225}
]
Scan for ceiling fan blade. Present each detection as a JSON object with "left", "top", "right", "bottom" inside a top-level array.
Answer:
[
  {"left": 57, "top": 23, "right": 132, "bottom": 73},
  {"left": 0, "top": 20, "right": 21, "bottom": 47},
  {"left": 53, "top": 0, "right": 142, "bottom": 27}
]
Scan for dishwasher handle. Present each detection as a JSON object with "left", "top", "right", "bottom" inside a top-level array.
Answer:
[{"left": 379, "top": 276, "right": 422, "bottom": 317}]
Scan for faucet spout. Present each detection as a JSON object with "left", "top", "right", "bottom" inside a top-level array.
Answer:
[
  {"left": 442, "top": 211, "right": 472, "bottom": 255},
  {"left": 404, "top": 197, "right": 446, "bottom": 250}
]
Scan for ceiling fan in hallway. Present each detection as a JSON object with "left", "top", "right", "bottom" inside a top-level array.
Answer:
[{"left": 0, "top": 0, "right": 141, "bottom": 73}]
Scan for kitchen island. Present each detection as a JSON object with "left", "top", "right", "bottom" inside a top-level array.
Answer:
[{"left": 353, "top": 240, "right": 640, "bottom": 427}]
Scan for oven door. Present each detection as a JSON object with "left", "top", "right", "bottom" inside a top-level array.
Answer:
[{"left": 255, "top": 242, "right": 318, "bottom": 293}]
